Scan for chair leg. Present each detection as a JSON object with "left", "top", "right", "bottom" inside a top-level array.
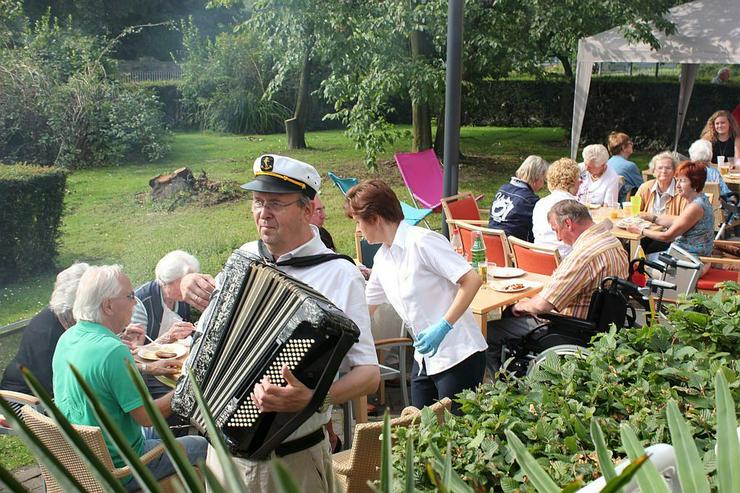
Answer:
[{"left": 342, "top": 401, "right": 354, "bottom": 449}]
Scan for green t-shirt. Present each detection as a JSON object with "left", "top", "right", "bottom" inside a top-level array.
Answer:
[{"left": 52, "top": 320, "right": 144, "bottom": 468}]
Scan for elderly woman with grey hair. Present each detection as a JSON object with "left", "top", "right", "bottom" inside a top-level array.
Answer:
[
  {"left": 577, "top": 144, "right": 620, "bottom": 207},
  {"left": 487, "top": 155, "right": 549, "bottom": 242},
  {"left": 129, "top": 250, "right": 200, "bottom": 347},
  {"left": 1, "top": 262, "right": 90, "bottom": 396}
]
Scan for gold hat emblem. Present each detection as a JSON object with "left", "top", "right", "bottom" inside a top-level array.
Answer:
[{"left": 260, "top": 155, "right": 274, "bottom": 171}]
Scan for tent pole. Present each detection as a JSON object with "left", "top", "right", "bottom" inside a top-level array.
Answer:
[{"left": 675, "top": 64, "right": 699, "bottom": 152}]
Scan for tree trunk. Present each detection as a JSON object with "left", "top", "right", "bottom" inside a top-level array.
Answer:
[
  {"left": 410, "top": 24, "right": 433, "bottom": 152},
  {"left": 286, "top": 45, "right": 312, "bottom": 149},
  {"left": 557, "top": 54, "right": 574, "bottom": 80},
  {"left": 434, "top": 103, "right": 445, "bottom": 155}
]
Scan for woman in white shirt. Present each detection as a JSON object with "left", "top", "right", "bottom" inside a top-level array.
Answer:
[
  {"left": 577, "top": 144, "right": 620, "bottom": 206},
  {"left": 345, "top": 179, "right": 487, "bottom": 413},
  {"left": 532, "top": 158, "right": 581, "bottom": 257}
]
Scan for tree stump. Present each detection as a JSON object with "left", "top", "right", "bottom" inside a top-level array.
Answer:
[
  {"left": 149, "top": 167, "right": 194, "bottom": 201},
  {"left": 285, "top": 117, "right": 307, "bottom": 149}
]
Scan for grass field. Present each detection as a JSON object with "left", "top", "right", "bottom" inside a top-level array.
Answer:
[{"left": 0, "top": 125, "right": 657, "bottom": 472}]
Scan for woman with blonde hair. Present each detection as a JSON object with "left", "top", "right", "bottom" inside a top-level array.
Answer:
[
  {"left": 487, "top": 155, "right": 549, "bottom": 242},
  {"left": 700, "top": 110, "right": 740, "bottom": 163},
  {"left": 532, "top": 158, "right": 581, "bottom": 257}
]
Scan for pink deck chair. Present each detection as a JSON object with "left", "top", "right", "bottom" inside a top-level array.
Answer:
[{"left": 394, "top": 149, "right": 445, "bottom": 212}]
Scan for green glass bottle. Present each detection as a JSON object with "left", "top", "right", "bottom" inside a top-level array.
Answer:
[{"left": 471, "top": 231, "right": 487, "bottom": 279}]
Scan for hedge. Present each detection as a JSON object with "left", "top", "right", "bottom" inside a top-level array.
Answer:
[
  {"left": 463, "top": 77, "right": 739, "bottom": 151},
  {"left": 0, "top": 164, "right": 66, "bottom": 283}
]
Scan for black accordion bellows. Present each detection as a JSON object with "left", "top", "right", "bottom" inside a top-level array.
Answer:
[{"left": 171, "top": 250, "right": 360, "bottom": 460}]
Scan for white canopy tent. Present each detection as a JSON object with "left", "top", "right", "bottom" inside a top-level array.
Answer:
[{"left": 570, "top": 0, "right": 740, "bottom": 160}]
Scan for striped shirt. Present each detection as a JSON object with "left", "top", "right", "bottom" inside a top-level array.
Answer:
[{"left": 540, "top": 220, "right": 628, "bottom": 319}]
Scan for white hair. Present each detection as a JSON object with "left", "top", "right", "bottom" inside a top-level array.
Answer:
[
  {"left": 688, "top": 139, "right": 712, "bottom": 162},
  {"left": 582, "top": 144, "right": 609, "bottom": 165},
  {"left": 155, "top": 250, "right": 200, "bottom": 285},
  {"left": 49, "top": 262, "right": 90, "bottom": 318},
  {"left": 73, "top": 265, "right": 125, "bottom": 324},
  {"left": 648, "top": 151, "right": 677, "bottom": 172}
]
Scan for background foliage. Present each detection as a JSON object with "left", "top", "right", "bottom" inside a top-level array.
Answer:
[
  {"left": 0, "top": 164, "right": 66, "bottom": 283},
  {"left": 0, "top": 6, "right": 171, "bottom": 168}
]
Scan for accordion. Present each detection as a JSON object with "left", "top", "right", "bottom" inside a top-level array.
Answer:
[{"left": 171, "top": 250, "right": 360, "bottom": 460}]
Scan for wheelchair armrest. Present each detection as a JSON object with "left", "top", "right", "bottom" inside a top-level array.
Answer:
[{"left": 538, "top": 312, "right": 596, "bottom": 333}]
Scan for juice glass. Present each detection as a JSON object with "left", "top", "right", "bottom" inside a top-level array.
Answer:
[{"left": 630, "top": 195, "right": 642, "bottom": 216}]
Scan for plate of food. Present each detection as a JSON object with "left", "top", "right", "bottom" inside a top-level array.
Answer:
[
  {"left": 490, "top": 279, "right": 542, "bottom": 293},
  {"left": 491, "top": 267, "right": 525, "bottom": 278},
  {"left": 615, "top": 216, "right": 651, "bottom": 230},
  {"left": 138, "top": 343, "right": 187, "bottom": 361}
]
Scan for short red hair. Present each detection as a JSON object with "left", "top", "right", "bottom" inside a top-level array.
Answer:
[{"left": 675, "top": 161, "right": 707, "bottom": 192}]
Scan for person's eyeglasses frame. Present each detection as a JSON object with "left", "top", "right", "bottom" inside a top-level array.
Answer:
[{"left": 252, "top": 198, "right": 303, "bottom": 212}]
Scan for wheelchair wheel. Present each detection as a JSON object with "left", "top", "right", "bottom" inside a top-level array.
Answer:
[{"left": 527, "top": 344, "right": 590, "bottom": 376}]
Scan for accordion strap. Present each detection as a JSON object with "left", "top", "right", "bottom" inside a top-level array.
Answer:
[
  {"left": 273, "top": 428, "right": 326, "bottom": 458},
  {"left": 257, "top": 240, "right": 355, "bottom": 268}
]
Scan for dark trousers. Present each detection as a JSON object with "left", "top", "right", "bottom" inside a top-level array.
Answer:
[
  {"left": 410, "top": 350, "right": 486, "bottom": 415},
  {"left": 486, "top": 311, "right": 540, "bottom": 373}
]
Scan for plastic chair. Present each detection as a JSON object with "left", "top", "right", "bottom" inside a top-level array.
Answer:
[
  {"left": 330, "top": 171, "right": 432, "bottom": 226},
  {"left": 327, "top": 171, "right": 358, "bottom": 196},
  {"left": 441, "top": 192, "right": 488, "bottom": 227},
  {"left": 20, "top": 405, "right": 181, "bottom": 493},
  {"left": 395, "top": 148, "right": 446, "bottom": 211},
  {"left": 508, "top": 236, "right": 561, "bottom": 275},
  {"left": 333, "top": 398, "right": 451, "bottom": 493},
  {"left": 697, "top": 240, "right": 740, "bottom": 292},
  {"left": 448, "top": 220, "right": 512, "bottom": 266}
]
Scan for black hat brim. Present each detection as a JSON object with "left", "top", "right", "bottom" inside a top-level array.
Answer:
[{"left": 240, "top": 175, "right": 316, "bottom": 198}]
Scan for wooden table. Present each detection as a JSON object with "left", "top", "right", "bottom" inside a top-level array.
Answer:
[
  {"left": 590, "top": 207, "right": 653, "bottom": 259},
  {"left": 724, "top": 173, "right": 740, "bottom": 186},
  {"left": 470, "top": 272, "right": 550, "bottom": 337}
]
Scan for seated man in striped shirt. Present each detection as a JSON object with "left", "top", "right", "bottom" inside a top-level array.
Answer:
[{"left": 487, "top": 200, "right": 628, "bottom": 372}]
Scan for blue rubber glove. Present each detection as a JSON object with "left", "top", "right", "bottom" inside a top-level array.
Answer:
[{"left": 413, "top": 319, "right": 453, "bottom": 357}]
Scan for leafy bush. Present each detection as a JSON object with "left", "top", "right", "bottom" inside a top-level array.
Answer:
[
  {"left": 464, "top": 78, "right": 739, "bottom": 151},
  {"left": 178, "top": 20, "right": 289, "bottom": 134},
  {"left": 0, "top": 11, "right": 170, "bottom": 168},
  {"left": 0, "top": 164, "right": 66, "bottom": 283},
  {"left": 393, "top": 284, "right": 740, "bottom": 491}
]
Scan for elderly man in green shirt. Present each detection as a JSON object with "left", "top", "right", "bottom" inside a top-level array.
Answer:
[{"left": 52, "top": 265, "right": 207, "bottom": 491}]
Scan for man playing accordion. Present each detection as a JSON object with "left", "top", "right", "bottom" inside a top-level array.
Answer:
[{"left": 181, "top": 154, "right": 379, "bottom": 492}]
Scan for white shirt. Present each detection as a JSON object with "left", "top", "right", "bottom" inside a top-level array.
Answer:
[
  {"left": 650, "top": 179, "right": 677, "bottom": 216},
  {"left": 365, "top": 222, "right": 487, "bottom": 375},
  {"left": 202, "top": 225, "right": 377, "bottom": 440},
  {"left": 532, "top": 190, "right": 576, "bottom": 257},
  {"left": 577, "top": 164, "right": 620, "bottom": 207}
]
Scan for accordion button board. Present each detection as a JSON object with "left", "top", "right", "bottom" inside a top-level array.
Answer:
[{"left": 170, "top": 250, "right": 360, "bottom": 460}]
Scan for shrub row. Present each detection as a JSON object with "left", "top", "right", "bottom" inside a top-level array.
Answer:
[
  {"left": 0, "top": 164, "right": 66, "bottom": 283},
  {"left": 463, "top": 77, "right": 739, "bottom": 150}
]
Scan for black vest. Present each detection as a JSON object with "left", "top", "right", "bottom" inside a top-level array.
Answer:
[{"left": 135, "top": 281, "right": 190, "bottom": 339}]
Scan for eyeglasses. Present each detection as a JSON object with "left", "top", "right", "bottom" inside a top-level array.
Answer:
[
  {"left": 252, "top": 198, "right": 302, "bottom": 212},
  {"left": 112, "top": 291, "right": 136, "bottom": 302}
]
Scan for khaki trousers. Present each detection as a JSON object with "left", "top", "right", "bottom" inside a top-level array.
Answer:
[{"left": 205, "top": 434, "right": 335, "bottom": 493}]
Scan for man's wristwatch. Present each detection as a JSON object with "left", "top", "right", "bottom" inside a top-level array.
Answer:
[{"left": 140, "top": 363, "right": 147, "bottom": 373}]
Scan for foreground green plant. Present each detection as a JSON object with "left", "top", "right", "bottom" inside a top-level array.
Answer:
[
  {"left": 0, "top": 364, "right": 299, "bottom": 492},
  {"left": 508, "top": 370, "right": 739, "bottom": 492},
  {"left": 393, "top": 284, "right": 740, "bottom": 490}
]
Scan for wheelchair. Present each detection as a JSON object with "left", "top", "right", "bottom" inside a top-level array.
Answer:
[{"left": 499, "top": 250, "right": 699, "bottom": 376}]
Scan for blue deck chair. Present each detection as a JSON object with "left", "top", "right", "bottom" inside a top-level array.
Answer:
[{"left": 327, "top": 171, "right": 433, "bottom": 227}]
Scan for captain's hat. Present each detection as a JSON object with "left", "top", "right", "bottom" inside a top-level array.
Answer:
[{"left": 240, "top": 154, "right": 321, "bottom": 198}]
